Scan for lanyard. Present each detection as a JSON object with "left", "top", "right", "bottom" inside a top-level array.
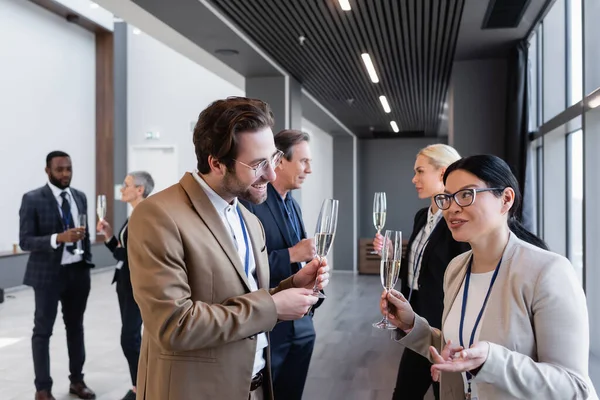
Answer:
[
  {"left": 407, "top": 213, "right": 439, "bottom": 301},
  {"left": 459, "top": 255, "right": 502, "bottom": 396},
  {"left": 408, "top": 237, "right": 430, "bottom": 302},
  {"left": 236, "top": 206, "right": 250, "bottom": 277}
]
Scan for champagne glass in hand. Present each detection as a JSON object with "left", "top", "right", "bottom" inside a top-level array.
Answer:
[
  {"left": 312, "top": 199, "right": 339, "bottom": 298},
  {"left": 73, "top": 214, "right": 87, "bottom": 255},
  {"left": 373, "top": 230, "right": 402, "bottom": 329},
  {"left": 371, "top": 192, "right": 386, "bottom": 254},
  {"left": 97, "top": 195, "right": 107, "bottom": 235}
]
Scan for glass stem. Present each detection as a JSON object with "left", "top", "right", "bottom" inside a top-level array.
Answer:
[{"left": 312, "top": 256, "right": 322, "bottom": 293}]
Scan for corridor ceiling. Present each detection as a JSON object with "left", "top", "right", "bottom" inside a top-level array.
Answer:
[{"left": 131, "top": 0, "right": 551, "bottom": 138}]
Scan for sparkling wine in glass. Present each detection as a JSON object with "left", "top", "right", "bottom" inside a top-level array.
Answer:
[
  {"left": 373, "top": 230, "right": 402, "bottom": 329},
  {"left": 312, "top": 199, "right": 339, "bottom": 298},
  {"left": 97, "top": 195, "right": 107, "bottom": 235},
  {"left": 371, "top": 192, "right": 387, "bottom": 254},
  {"left": 73, "top": 214, "right": 87, "bottom": 255}
]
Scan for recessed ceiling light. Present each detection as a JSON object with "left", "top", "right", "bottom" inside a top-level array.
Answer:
[
  {"left": 90, "top": 2, "right": 99, "bottom": 9},
  {"left": 132, "top": 28, "right": 141, "bottom": 35},
  {"left": 338, "top": 0, "right": 351, "bottom": 11},
  {"left": 215, "top": 49, "right": 239, "bottom": 56},
  {"left": 379, "top": 96, "right": 391, "bottom": 113},
  {"left": 361, "top": 53, "right": 379, "bottom": 83},
  {"left": 390, "top": 121, "right": 399, "bottom": 133}
]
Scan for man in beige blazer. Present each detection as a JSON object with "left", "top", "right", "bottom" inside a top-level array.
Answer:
[{"left": 127, "top": 97, "right": 330, "bottom": 400}]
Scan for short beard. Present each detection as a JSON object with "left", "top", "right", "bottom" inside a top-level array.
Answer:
[
  {"left": 223, "top": 171, "right": 267, "bottom": 205},
  {"left": 49, "top": 174, "right": 69, "bottom": 190}
]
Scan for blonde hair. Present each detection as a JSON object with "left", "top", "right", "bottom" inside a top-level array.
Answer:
[{"left": 418, "top": 144, "right": 461, "bottom": 169}]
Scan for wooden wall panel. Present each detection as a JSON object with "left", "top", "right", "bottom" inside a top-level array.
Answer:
[{"left": 96, "top": 32, "right": 115, "bottom": 241}]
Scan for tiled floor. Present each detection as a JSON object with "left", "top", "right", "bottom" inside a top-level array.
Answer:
[{"left": 0, "top": 269, "right": 428, "bottom": 400}]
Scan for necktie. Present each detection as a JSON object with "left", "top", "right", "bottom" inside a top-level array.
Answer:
[{"left": 60, "top": 192, "right": 76, "bottom": 254}]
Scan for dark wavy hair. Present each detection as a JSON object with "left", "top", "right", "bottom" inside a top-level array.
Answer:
[
  {"left": 193, "top": 97, "right": 275, "bottom": 174},
  {"left": 444, "top": 155, "right": 548, "bottom": 250}
]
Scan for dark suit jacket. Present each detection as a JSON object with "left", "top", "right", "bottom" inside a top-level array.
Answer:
[
  {"left": 241, "top": 184, "right": 323, "bottom": 310},
  {"left": 19, "top": 184, "right": 93, "bottom": 288},
  {"left": 104, "top": 219, "right": 129, "bottom": 285},
  {"left": 399, "top": 207, "right": 470, "bottom": 329}
]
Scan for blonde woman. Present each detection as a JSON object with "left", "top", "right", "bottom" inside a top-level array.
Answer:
[{"left": 373, "top": 144, "right": 468, "bottom": 400}]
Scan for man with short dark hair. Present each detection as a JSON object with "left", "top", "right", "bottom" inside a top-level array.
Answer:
[
  {"left": 127, "top": 97, "right": 330, "bottom": 400},
  {"left": 241, "top": 129, "right": 318, "bottom": 400},
  {"left": 19, "top": 151, "right": 96, "bottom": 400}
]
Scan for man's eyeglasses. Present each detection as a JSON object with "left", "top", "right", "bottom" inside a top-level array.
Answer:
[
  {"left": 234, "top": 150, "right": 284, "bottom": 176},
  {"left": 433, "top": 187, "right": 504, "bottom": 210}
]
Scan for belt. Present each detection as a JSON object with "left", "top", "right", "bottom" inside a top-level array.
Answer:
[{"left": 250, "top": 371, "right": 263, "bottom": 391}]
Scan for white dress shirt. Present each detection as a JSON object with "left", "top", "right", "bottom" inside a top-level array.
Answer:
[
  {"left": 48, "top": 182, "right": 83, "bottom": 265},
  {"left": 193, "top": 172, "right": 267, "bottom": 377},
  {"left": 407, "top": 207, "right": 443, "bottom": 290}
]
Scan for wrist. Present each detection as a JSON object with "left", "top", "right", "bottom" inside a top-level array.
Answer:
[{"left": 288, "top": 248, "right": 298, "bottom": 264}]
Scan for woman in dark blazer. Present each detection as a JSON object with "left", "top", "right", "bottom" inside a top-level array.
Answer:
[
  {"left": 374, "top": 144, "right": 469, "bottom": 400},
  {"left": 97, "top": 171, "right": 154, "bottom": 400}
]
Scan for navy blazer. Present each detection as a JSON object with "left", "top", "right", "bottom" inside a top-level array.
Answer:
[
  {"left": 104, "top": 219, "right": 129, "bottom": 285},
  {"left": 399, "top": 207, "right": 470, "bottom": 329},
  {"left": 19, "top": 184, "right": 93, "bottom": 288}
]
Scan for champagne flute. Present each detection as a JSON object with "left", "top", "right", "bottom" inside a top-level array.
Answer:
[
  {"left": 97, "top": 195, "right": 107, "bottom": 235},
  {"left": 312, "top": 199, "right": 339, "bottom": 298},
  {"left": 73, "top": 214, "right": 87, "bottom": 255},
  {"left": 371, "top": 192, "right": 387, "bottom": 254},
  {"left": 373, "top": 230, "right": 402, "bottom": 329}
]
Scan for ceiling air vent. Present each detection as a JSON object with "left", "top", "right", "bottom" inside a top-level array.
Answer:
[{"left": 482, "top": 0, "right": 532, "bottom": 29}]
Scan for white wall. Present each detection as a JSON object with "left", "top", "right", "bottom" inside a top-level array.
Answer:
[
  {"left": 0, "top": 0, "right": 96, "bottom": 252},
  {"left": 300, "top": 119, "right": 334, "bottom": 265},
  {"left": 127, "top": 27, "right": 245, "bottom": 185}
]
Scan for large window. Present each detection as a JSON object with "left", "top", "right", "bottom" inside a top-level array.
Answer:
[
  {"left": 567, "top": 130, "right": 583, "bottom": 283},
  {"left": 529, "top": 0, "right": 600, "bottom": 386},
  {"left": 568, "top": 0, "right": 583, "bottom": 105}
]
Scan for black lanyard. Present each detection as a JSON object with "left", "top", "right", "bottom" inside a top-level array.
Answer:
[
  {"left": 459, "top": 255, "right": 502, "bottom": 396},
  {"left": 408, "top": 236, "right": 431, "bottom": 302},
  {"left": 236, "top": 206, "right": 250, "bottom": 277}
]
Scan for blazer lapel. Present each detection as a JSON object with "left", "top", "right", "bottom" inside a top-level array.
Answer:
[
  {"left": 264, "top": 184, "right": 294, "bottom": 247},
  {"left": 442, "top": 254, "right": 470, "bottom": 325},
  {"left": 42, "top": 185, "right": 63, "bottom": 226},
  {"left": 238, "top": 205, "right": 269, "bottom": 290},
  {"left": 179, "top": 173, "right": 251, "bottom": 291},
  {"left": 70, "top": 189, "right": 85, "bottom": 217}
]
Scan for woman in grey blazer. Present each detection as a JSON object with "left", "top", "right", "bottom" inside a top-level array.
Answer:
[{"left": 381, "top": 155, "right": 597, "bottom": 400}]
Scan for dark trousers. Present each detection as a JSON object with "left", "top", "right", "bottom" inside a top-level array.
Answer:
[
  {"left": 116, "top": 274, "right": 142, "bottom": 386},
  {"left": 392, "top": 290, "right": 439, "bottom": 400},
  {"left": 270, "top": 315, "right": 315, "bottom": 400},
  {"left": 32, "top": 263, "right": 91, "bottom": 391}
]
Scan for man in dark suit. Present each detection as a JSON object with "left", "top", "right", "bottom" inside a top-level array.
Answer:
[
  {"left": 241, "top": 129, "right": 318, "bottom": 400},
  {"left": 19, "top": 151, "right": 96, "bottom": 400}
]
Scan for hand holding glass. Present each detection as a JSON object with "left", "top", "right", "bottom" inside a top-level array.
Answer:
[
  {"left": 373, "top": 230, "right": 402, "bottom": 329},
  {"left": 371, "top": 192, "right": 386, "bottom": 254},
  {"left": 312, "top": 199, "right": 338, "bottom": 298},
  {"left": 73, "top": 215, "right": 87, "bottom": 255},
  {"left": 97, "top": 195, "right": 107, "bottom": 235}
]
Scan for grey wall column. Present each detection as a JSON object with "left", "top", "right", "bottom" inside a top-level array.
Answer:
[
  {"left": 246, "top": 75, "right": 304, "bottom": 204},
  {"left": 333, "top": 136, "right": 357, "bottom": 272},
  {"left": 113, "top": 22, "right": 128, "bottom": 226}
]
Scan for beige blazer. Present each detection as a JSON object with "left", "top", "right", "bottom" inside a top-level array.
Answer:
[
  {"left": 128, "top": 173, "right": 294, "bottom": 400},
  {"left": 397, "top": 232, "right": 598, "bottom": 399}
]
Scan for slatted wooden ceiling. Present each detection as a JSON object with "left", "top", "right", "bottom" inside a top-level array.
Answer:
[{"left": 210, "top": 0, "right": 465, "bottom": 137}]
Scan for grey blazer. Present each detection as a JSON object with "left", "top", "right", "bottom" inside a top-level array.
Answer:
[{"left": 396, "top": 232, "right": 598, "bottom": 399}]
